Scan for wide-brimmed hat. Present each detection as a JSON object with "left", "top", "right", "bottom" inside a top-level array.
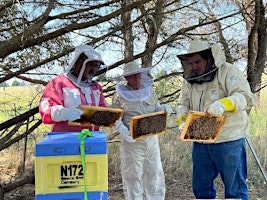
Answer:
[
  {"left": 177, "top": 40, "right": 211, "bottom": 60},
  {"left": 121, "top": 61, "right": 151, "bottom": 76}
]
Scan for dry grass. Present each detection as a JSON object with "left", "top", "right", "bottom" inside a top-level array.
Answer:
[
  {"left": 0, "top": 85, "right": 267, "bottom": 199},
  {"left": 1, "top": 125, "right": 266, "bottom": 199}
]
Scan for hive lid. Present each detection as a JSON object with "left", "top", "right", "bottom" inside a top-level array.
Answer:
[
  {"left": 180, "top": 111, "right": 226, "bottom": 143},
  {"left": 68, "top": 105, "right": 124, "bottom": 128},
  {"left": 130, "top": 111, "right": 167, "bottom": 140},
  {"left": 35, "top": 131, "right": 107, "bottom": 156}
]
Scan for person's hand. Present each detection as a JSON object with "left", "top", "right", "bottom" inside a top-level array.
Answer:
[
  {"left": 155, "top": 104, "right": 172, "bottom": 116},
  {"left": 206, "top": 96, "right": 236, "bottom": 116},
  {"left": 176, "top": 113, "right": 187, "bottom": 133},
  {"left": 179, "top": 122, "right": 185, "bottom": 131},
  {"left": 51, "top": 106, "right": 83, "bottom": 122},
  {"left": 114, "top": 119, "right": 135, "bottom": 143},
  {"left": 206, "top": 101, "right": 225, "bottom": 116}
]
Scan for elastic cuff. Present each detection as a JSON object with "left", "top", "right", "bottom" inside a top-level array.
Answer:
[{"left": 218, "top": 97, "right": 236, "bottom": 112}]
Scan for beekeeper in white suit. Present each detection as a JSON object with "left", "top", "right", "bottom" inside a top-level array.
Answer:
[
  {"left": 111, "top": 61, "right": 172, "bottom": 200},
  {"left": 39, "top": 44, "right": 108, "bottom": 132}
]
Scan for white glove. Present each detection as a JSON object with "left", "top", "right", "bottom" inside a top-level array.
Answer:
[
  {"left": 206, "top": 101, "right": 225, "bottom": 116},
  {"left": 51, "top": 106, "right": 83, "bottom": 122},
  {"left": 114, "top": 119, "right": 135, "bottom": 143},
  {"left": 155, "top": 104, "right": 172, "bottom": 116}
]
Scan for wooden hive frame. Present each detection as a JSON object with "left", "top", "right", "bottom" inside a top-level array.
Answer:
[
  {"left": 130, "top": 111, "right": 167, "bottom": 140},
  {"left": 68, "top": 105, "right": 124, "bottom": 128},
  {"left": 180, "top": 111, "right": 226, "bottom": 143}
]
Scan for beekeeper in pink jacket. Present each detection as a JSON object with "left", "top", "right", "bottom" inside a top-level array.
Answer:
[{"left": 39, "top": 44, "right": 107, "bottom": 132}]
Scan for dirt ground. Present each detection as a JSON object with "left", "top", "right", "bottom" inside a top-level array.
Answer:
[
  {"left": 2, "top": 180, "right": 207, "bottom": 200},
  {"left": 3, "top": 176, "right": 267, "bottom": 200},
  {"left": 0, "top": 165, "right": 208, "bottom": 200}
]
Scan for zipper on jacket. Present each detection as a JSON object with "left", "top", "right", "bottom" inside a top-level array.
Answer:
[{"left": 199, "top": 91, "right": 204, "bottom": 111}]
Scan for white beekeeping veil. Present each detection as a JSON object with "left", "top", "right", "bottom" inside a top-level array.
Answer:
[
  {"left": 115, "top": 61, "right": 153, "bottom": 101},
  {"left": 176, "top": 40, "right": 218, "bottom": 84},
  {"left": 65, "top": 44, "right": 105, "bottom": 85}
]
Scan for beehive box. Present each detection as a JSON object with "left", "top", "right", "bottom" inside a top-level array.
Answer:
[
  {"left": 35, "top": 191, "right": 108, "bottom": 200},
  {"left": 130, "top": 111, "right": 167, "bottom": 140},
  {"left": 180, "top": 111, "right": 226, "bottom": 143},
  {"left": 35, "top": 131, "right": 108, "bottom": 200}
]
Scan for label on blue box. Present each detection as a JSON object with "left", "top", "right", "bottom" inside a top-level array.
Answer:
[{"left": 35, "top": 131, "right": 107, "bottom": 156}]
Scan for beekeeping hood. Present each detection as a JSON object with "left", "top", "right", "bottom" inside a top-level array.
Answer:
[
  {"left": 65, "top": 44, "right": 105, "bottom": 86},
  {"left": 177, "top": 40, "right": 219, "bottom": 84},
  {"left": 115, "top": 61, "right": 153, "bottom": 102}
]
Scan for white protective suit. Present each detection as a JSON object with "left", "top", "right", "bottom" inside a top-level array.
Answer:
[
  {"left": 111, "top": 63, "right": 166, "bottom": 200},
  {"left": 176, "top": 42, "right": 257, "bottom": 143},
  {"left": 39, "top": 44, "right": 107, "bottom": 132}
]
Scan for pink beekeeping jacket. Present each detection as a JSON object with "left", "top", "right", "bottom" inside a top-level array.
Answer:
[{"left": 39, "top": 74, "right": 107, "bottom": 132}]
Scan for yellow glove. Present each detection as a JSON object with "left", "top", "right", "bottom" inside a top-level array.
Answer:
[
  {"left": 176, "top": 113, "right": 187, "bottom": 126},
  {"left": 176, "top": 113, "right": 187, "bottom": 132},
  {"left": 207, "top": 96, "right": 237, "bottom": 116}
]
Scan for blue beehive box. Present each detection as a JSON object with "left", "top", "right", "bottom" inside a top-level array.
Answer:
[{"left": 35, "top": 131, "right": 108, "bottom": 200}]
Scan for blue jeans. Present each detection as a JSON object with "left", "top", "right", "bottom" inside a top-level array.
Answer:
[{"left": 192, "top": 138, "right": 248, "bottom": 200}]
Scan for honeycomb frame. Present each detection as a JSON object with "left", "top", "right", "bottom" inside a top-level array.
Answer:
[
  {"left": 68, "top": 105, "right": 124, "bottom": 128},
  {"left": 180, "top": 111, "right": 226, "bottom": 143},
  {"left": 130, "top": 111, "right": 167, "bottom": 140}
]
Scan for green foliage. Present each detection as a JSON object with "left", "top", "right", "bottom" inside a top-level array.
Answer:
[
  {"left": 249, "top": 81, "right": 267, "bottom": 136},
  {"left": 11, "top": 80, "right": 20, "bottom": 86},
  {"left": 153, "top": 71, "right": 183, "bottom": 107},
  {"left": 0, "top": 82, "right": 8, "bottom": 87}
]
